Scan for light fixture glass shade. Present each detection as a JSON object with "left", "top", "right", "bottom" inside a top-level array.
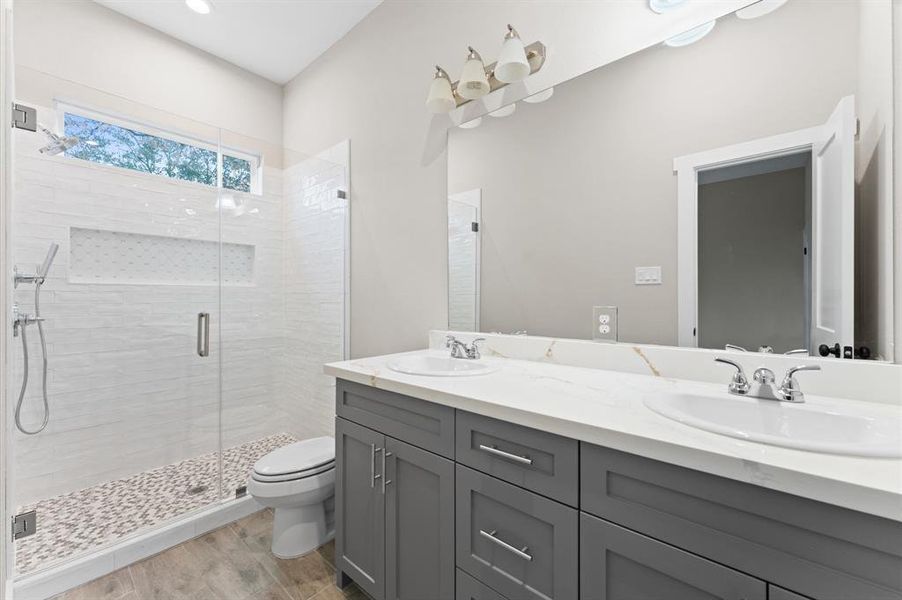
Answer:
[
  {"left": 663, "top": 20, "right": 715, "bottom": 47},
  {"left": 185, "top": 0, "right": 212, "bottom": 14},
  {"left": 494, "top": 25, "right": 531, "bottom": 83},
  {"left": 458, "top": 47, "right": 490, "bottom": 100},
  {"left": 489, "top": 103, "right": 516, "bottom": 118},
  {"left": 426, "top": 67, "right": 456, "bottom": 113},
  {"left": 648, "top": 0, "right": 686, "bottom": 13},
  {"left": 736, "top": 0, "right": 788, "bottom": 19},
  {"left": 459, "top": 117, "right": 482, "bottom": 129},
  {"left": 523, "top": 87, "right": 554, "bottom": 104}
]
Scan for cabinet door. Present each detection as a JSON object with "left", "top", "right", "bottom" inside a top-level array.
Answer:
[
  {"left": 336, "top": 417, "right": 385, "bottom": 600},
  {"left": 580, "top": 513, "right": 766, "bottom": 600},
  {"left": 385, "top": 437, "right": 455, "bottom": 600}
]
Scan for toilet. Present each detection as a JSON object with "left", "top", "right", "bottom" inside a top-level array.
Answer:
[{"left": 247, "top": 436, "right": 335, "bottom": 559}]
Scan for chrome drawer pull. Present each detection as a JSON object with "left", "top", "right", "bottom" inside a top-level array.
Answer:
[
  {"left": 479, "top": 529, "right": 532, "bottom": 562},
  {"left": 478, "top": 444, "right": 533, "bottom": 465}
]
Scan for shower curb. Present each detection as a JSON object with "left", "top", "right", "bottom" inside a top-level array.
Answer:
[{"left": 11, "top": 495, "right": 263, "bottom": 600}]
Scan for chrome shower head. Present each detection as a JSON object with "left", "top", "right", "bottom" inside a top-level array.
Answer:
[
  {"left": 38, "top": 243, "right": 59, "bottom": 279},
  {"left": 37, "top": 125, "right": 79, "bottom": 156}
]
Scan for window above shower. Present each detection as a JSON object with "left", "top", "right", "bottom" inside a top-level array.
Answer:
[{"left": 59, "top": 104, "right": 260, "bottom": 194}]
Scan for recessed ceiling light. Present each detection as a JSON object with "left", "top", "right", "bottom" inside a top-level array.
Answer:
[
  {"left": 523, "top": 87, "right": 554, "bottom": 104},
  {"left": 459, "top": 117, "right": 482, "bottom": 129},
  {"left": 736, "top": 0, "right": 788, "bottom": 20},
  {"left": 663, "top": 20, "right": 716, "bottom": 47},
  {"left": 185, "top": 0, "right": 212, "bottom": 15},
  {"left": 649, "top": 0, "right": 687, "bottom": 14}
]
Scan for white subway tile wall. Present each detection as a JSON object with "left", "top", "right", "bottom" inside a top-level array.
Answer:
[{"left": 11, "top": 124, "right": 347, "bottom": 514}]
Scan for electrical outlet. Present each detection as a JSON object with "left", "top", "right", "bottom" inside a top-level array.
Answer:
[
  {"left": 635, "top": 266, "right": 662, "bottom": 285},
  {"left": 592, "top": 306, "right": 618, "bottom": 342}
]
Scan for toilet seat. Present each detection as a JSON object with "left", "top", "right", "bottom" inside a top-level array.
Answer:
[{"left": 251, "top": 437, "right": 335, "bottom": 483}]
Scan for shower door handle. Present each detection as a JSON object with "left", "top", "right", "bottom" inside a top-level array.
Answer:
[{"left": 197, "top": 313, "right": 210, "bottom": 357}]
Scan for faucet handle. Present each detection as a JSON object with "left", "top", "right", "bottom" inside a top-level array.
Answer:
[
  {"left": 714, "top": 357, "right": 750, "bottom": 395},
  {"left": 445, "top": 334, "right": 458, "bottom": 348},
  {"left": 779, "top": 364, "right": 821, "bottom": 403},
  {"left": 467, "top": 338, "right": 486, "bottom": 359}
]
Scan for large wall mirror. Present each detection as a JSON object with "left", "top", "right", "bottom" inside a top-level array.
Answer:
[{"left": 447, "top": 0, "right": 896, "bottom": 362}]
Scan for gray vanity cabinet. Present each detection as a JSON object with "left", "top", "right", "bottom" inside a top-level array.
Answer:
[
  {"left": 335, "top": 417, "right": 385, "bottom": 600},
  {"left": 580, "top": 513, "right": 766, "bottom": 600},
  {"left": 385, "top": 436, "right": 455, "bottom": 600}
]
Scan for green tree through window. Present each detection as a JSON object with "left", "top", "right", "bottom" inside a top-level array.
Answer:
[{"left": 64, "top": 113, "right": 253, "bottom": 193}]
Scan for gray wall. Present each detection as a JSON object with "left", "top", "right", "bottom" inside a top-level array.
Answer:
[
  {"left": 698, "top": 168, "right": 807, "bottom": 353},
  {"left": 448, "top": 0, "right": 858, "bottom": 344},
  {"left": 281, "top": 0, "right": 749, "bottom": 358}
]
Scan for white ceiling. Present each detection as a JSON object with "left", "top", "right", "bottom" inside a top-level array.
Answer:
[{"left": 94, "top": 0, "right": 382, "bottom": 84}]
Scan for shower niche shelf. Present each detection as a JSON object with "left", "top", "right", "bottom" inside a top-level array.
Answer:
[{"left": 68, "top": 227, "right": 255, "bottom": 286}]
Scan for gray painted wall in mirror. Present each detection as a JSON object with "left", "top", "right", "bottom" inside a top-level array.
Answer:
[{"left": 448, "top": 0, "right": 892, "bottom": 357}]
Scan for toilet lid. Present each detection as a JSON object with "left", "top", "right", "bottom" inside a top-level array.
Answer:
[{"left": 252, "top": 437, "right": 335, "bottom": 477}]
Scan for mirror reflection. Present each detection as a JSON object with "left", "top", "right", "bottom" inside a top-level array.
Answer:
[{"left": 447, "top": 0, "right": 894, "bottom": 361}]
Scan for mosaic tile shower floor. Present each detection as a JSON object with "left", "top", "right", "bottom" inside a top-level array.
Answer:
[{"left": 15, "top": 432, "right": 299, "bottom": 575}]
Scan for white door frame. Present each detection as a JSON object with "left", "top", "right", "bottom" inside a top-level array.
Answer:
[{"left": 673, "top": 126, "right": 821, "bottom": 347}]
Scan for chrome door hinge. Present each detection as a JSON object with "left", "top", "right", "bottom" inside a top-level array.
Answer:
[
  {"left": 11, "top": 103, "right": 37, "bottom": 132},
  {"left": 12, "top": 510, "right": 36, "bottom": 541}
]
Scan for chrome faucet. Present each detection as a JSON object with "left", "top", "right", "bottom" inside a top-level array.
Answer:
[
  {"left": 445, "top": 335, "right": 485, "bottom": 360},
  {"left": 714, "top": 357, "right": 820, "bottom": 403}
]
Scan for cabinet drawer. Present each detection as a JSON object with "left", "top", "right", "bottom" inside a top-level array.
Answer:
[
  {"left": 580, "top": 513, "right": 766, "bottom": 600},
  {"left": 456, "top": 570, "right": 509, "bottom": 600},
  {"left": 456, "top": 465, "right": 578, "bottom": 600},
  {"left": 581, "top": 443, "right": 902, "bottom": 600},
  {"left": 456, "top": 411, "right": 578, "bottom": 506},
  {"left": 336, "top": 379, "right": 455, "bottom": 458}
]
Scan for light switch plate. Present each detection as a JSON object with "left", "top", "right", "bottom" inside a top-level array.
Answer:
[
  {"left": 592, "top": 306, "right": 618, "bottom": 342},
  {"left": 635, "top": 266, "right": 662, "bottom": 285}
]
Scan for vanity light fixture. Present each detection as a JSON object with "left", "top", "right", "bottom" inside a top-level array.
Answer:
[
  {"left": 185, "top": 0, "right": 213, "bottom": 14},
  {"left": 459, "top": 117, "right": 482, "bottom": 129},
  {"left": 489, "top": 104, "right": 516, "bottom": 118},
  {"left": 664, "top": 20, "right": 716, "bottom": 47},
  {"left": 426, "top": 66, "right": 456, "bottom": 114},
  {"left": 523, "top": 87, "right": 554, "bottom": 104},
  {"left": 425, "top": 26, "right": 547, "bottom": 114},
  {"left": 648, "top": 0, "right": 687, "bottom": 14},
  {"left": 736, "top": 0, "right": 789, "bottom": 20},
  {"left": 458, "top": 47, "right": 491, "bottom": 100},
  {"left": 495, "top": 25, "right": 531, "bottom": 83}
]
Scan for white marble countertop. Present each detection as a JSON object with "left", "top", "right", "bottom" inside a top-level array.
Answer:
[{"left": 325, "top": 350, "right": 902, "bottom": 521}]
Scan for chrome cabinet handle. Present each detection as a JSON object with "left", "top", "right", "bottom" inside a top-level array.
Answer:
[
  {"left": 196, "top": 313, "right": 210, "bottom": 357},
  {"left": 382, "top": 451, "right": 392, "bottom": 493},
  {"left": 478, "top": 444, "right": 533, "bottom": 465},
  {"left": 479, "top": 529, "right": 532, "bottom": 561},
  {"left": 371, "top": 445, "right": 380, "bottom": 488}
]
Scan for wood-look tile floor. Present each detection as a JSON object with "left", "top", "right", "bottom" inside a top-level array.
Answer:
[{"left": 51, "top": 510, "right": 367, "bottom": 600}]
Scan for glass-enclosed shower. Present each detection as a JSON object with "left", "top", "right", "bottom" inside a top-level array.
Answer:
[{"left": 3, "top": 60, "right": 349, "bottom": 584}]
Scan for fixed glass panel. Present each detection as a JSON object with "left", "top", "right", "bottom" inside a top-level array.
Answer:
[{"left": 217, "top": 129, "right": 350, "bottom": 500}]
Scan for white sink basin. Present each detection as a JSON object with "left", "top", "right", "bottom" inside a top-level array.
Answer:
[
  {"left": 387, "top": 354, "right": 499, "bottom": 377},
  {"left": 645, "top": 393, "right": 902, "bottom": 457}
]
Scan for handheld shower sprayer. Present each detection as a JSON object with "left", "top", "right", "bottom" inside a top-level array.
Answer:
[
  {"left": 13, "top": 242, "right": 59, "bottom": 435},
  {"left": 38, "top": 242, "right": 59, "bottom": 280}
]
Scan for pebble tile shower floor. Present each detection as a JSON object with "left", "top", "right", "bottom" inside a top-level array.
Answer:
[{"left": 15, "top": 432, "right": 299, "bottom": 575}]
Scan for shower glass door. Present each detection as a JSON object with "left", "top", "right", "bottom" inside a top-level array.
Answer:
[{"left": 9, "top": 67, "right": 224, "bottom": 576}]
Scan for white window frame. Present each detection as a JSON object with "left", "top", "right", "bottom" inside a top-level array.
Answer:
[{"left": 54, "top": 100, "right": 263, "bottom": 195}]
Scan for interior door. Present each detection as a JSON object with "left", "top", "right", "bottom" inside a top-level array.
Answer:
[{"left": 810, "top": 95, "right": 855, "bottom": 353}]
